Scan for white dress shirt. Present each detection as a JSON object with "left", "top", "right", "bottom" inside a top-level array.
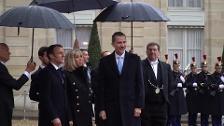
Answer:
[
  {"left": 148, "top": 59, "right": 159, "bottom": 79},
  {"left": 51, "top": 62, "right": 60, "bottom": 70},
  {"left": 0, "top": 60, "right": 4, "bottom": 65}
]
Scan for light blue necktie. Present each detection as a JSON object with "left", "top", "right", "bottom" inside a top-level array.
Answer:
[{"left": 117, "top": 57, "right": 123, "bottom": 74}]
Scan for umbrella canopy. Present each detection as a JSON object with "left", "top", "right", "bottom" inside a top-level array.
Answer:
[
  {"left": 31, "top": 0, "right": 118, "bottom": 13},
  {"left": 94, "top": 2, "right": 169, "bottom": 51},
  {"left": 0, "top": 5, "right": 74, "bottom": 29},
  {"left": 0, "top": 5, "right": 74, "bottom": 58},
  {"left": 94, "top": 2, "right": 169, "bottom": 22}
]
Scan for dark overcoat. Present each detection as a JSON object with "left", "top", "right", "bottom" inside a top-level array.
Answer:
[
  {"left": 168, "top": 71, "right": 187, "bottom": 115},
  {"left": 39, "top": 64, "right": 71, "bottom": 126},
  {"left": 185, "top": 72, "right": 199, "bottom": 113},
  {"left": 29, "top": 67, "right": 42, "bottom": 102},
  {"left": 97, "top": 51, "right": 144, "bottom": 126},
  {"left": 66, "top": 67, "right": 93, "bottom": 126},
  {"left": 0, "top": 62, "right": 29, "bottom": 126},
  {"left": 196, "top": 71, "right": 212, "bottom": 114},
  {"left": 210, "top": 72, "right": 224, "bottom": 115}
]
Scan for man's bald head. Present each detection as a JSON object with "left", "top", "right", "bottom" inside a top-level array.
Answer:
[
  {"left": 0, "top": 43, "right": 10, "bottom": 62},
  {"left": 0, "top": 43, "right": 8, "bottom": 49}
]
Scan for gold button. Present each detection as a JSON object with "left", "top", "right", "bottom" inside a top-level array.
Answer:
[
  {"left": 76, "top": 96, "right": 79, "bottom": 99},
  {"left": 75, "top": 89, "right": 78, "bottom": 92},
  {"left": 76, "top": 109, "right": 80, "bottom": 112},
  {"left": 76, "top": 103, "right": 80, "bottom": 105}
]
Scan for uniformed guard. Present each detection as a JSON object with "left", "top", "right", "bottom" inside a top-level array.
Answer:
[
  {"left": 197, "top": 54, "right": 212, "bottom": 126},
  {"left": 167, "top": 53, "right": 187, "bottom": 126},
  {"left": 185, "top": 57, "right": 199, "bottom": 126},
  {"left": 210, "top": 57, "right": 224, "bottom": 126}
]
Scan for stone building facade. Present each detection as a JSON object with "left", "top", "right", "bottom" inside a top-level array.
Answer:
[{"left": 1, "top": 0, "right": 224, "bottom": 74}]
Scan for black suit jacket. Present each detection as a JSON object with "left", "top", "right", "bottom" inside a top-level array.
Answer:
[
  {"left": 39, "top": 64, "right": 71, "bottom": 126},
  {"left": 142, "top": 59, "right": 173, "bottom": 104},
  {"left": 97, "top": 51, "right": 144, "bottom": 126},
  {"left": 0, "top": 62, "right": 29, "bottom": 108},
  {"left": 29, "top": 67, "right": 42, "bottom": 102}
]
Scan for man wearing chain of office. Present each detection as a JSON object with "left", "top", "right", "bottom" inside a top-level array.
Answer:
[{"left": 141, "top": 42, "right": 173, "bottom": 126}]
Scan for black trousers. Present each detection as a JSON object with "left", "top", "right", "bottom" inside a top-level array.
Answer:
[
  {"left": 141, "top": 102, "right": 167, "bottom": 126},
  {"left": 0, "top": 104, "right": 12, "bottom": 126}
]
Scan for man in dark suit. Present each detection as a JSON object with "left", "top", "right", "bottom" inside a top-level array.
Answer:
[
  {"left": 0, "top": 43, "right": 36, "bottom": 126},
  {"left": 141, "top": 42, "right": 173, "bottom": 126},
  {"left": 38, "top": 44, "right": 71, "bottom": 126},
  {"left": 29, "top": 46, "right": 49, "bottom": 101},
  {"left": 97, "top": 32, "right": 144, "bottom": 126}
]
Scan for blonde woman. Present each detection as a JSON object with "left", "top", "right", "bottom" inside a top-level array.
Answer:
[{"left": 65, "top": 49, "right": 93, "bottom": 126}]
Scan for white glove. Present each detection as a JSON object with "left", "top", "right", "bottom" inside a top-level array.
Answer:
[
  {"left": 177, "top": 83, "right": 182, "bottom": 88},
  {"left": 180, "top": 76, "right": 185, "bottom": 83},
  {"left": 219, "top": 84, "right": 224, "bottom": 89},
  {"left": 221, "top": 76, "right": 224, "bottom": 83},
  {"left": 193, "top": 82, "right": 197, "bottom": 87}
]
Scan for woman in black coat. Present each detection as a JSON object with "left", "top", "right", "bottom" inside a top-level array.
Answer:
[{"left": 64, "top": 49, "right": 93, "bottom": 126}]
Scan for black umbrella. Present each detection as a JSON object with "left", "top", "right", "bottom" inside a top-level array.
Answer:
[
  {"left": 30, "top": 0, "right": 117, "bottom": 48},
  {"left": 94, "top": 2, "right": 169, "bottom": 51},
  {"left": 30, "top": 0, "right": 118, "bottom": 13},
  {"left": 0, "top": 5, "right": 74, "bottom": 59}
]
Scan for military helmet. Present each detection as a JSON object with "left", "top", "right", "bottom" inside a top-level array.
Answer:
[
  {"left": 215, "top": 56, "right": 222, "bottom": 67},
  {"left": 173, "top": 53, "right": 180, "bottom": 65},
  {"left": 190, "top": 57, "right": 197, "bottom": 68},
  {"left": 201, "top": 54, "right": 207, "bottom": 67}
]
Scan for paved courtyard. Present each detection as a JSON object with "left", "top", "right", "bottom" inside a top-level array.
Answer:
[{"left": 12, "top": 119, "right": 191, "bottom": 126}]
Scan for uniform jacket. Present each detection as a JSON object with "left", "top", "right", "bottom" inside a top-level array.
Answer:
[
  {"left": 168, "top": 71, "right": 187, "bottom": 115},
  {"left": 210, "top": 72, "right": 224, "bottom": 115},
  {"left": 196, "top": 71, "right": 212, "bottom": 114},
  {"left": 185, "top": 72, "right": 199, "bottom": 113}
]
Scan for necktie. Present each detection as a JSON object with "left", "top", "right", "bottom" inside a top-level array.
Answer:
[
  {"left": 86, "top": 67, "right": 91, "bottom": 84},
  {"left": 117, "top": 57, "right": 123, "bottom": 74},
  {"left": 57, "top": 68, "right": 64, "bottom": 84}
]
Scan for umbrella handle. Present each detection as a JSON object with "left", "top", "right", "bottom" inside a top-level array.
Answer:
[{"left": 31, "top": 28, "right": 34, "bottom": 61}]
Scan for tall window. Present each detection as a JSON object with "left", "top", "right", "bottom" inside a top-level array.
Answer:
[
  {"left": 168, "top": 0, "right": 183, "bottom": 7},
  {"left": 75, "top": 25, "right": 92, "bottom": 49},
  {"left": 56, "top": 29, "right": 73, "bottom": 52},
  {"left": 168, "top": 28, "right": 203, "bottom": 71},
  {"left": 168, "top": 0, "right": 202, "bottom": 8}
]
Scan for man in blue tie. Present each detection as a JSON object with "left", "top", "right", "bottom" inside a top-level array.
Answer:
[{"left": 96, "top": 32, "right": 144, "bottom": 126}]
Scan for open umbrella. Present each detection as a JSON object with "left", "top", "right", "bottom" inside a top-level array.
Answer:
[
  {"left": 0, "top": 5, "right": 74, "bottom": 59},
  {"left": 30, "top": 0, "right": 118, "bottom": 13},
  {"left": 30, "top": 0, "right": 118, "bottom": 48},
  {"left": 94, "top": 1, "right": 169, "bottom": 51}
]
